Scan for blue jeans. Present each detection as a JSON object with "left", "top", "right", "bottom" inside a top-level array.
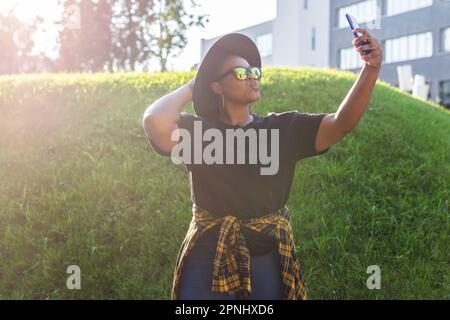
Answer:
[{"left": 178, "top": 227, "right": 283, "bottom": 300}]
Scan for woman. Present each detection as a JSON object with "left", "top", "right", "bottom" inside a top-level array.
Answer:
[{"left": 143, "top": 31, "right": 382, "bottom": 300}]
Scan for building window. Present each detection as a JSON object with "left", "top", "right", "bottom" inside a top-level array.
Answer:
[
  {"left": 339, "top": 47, "right": 364, "bottom": 69},
  {"left": 311, "top": 27, "right": 316, "bottom": 51},
  {"left": 256, "top": 33, "right": 272, "bottom": 58},
  {"left": 384, "top": 32, "right": 433, "bottom": 63},
  {"left": 386, "top": 0, "right": 433, "bottom": 16},
  {"left": 337, "top": 0, "right": 377, "bottom": 28},
  {"left": 304, "top": 0, "right": 308, "bottom": 9},
  {"left": 439, "top": 80, "right": 450, "bottom": 108},
  {"left": 442, "top": 27, "right": 450, "bottom": 52}
]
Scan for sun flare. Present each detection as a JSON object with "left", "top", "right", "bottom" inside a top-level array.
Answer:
[
  {"left": 0, "top": 0, "right": 60, "bottom": 22},
  {"left": 0, "top": 0, "right": 61, "bottom": 58}
]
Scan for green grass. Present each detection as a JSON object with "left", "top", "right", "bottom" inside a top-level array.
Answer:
[{"left": 0, "top": 67, "right": 448, "bottom": 299}]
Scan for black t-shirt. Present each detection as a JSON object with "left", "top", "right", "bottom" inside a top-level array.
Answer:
[{"left": 146, "top": 110, "right": 331, "bottom": 254}]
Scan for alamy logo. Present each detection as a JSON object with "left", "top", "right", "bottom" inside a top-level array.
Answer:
[
  {"left": 366, "top": 265, "right": 381, "bottom": 290},
  {"left": 66, "top": 265, "right": 81, "bottom": 290},
  {"left": 170, "top": 120, "right": 280, "bottom": 175}
]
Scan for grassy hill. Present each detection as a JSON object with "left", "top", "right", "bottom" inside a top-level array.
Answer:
[{"left": 0, "top": 67, "right": 448, "bottom": 299}]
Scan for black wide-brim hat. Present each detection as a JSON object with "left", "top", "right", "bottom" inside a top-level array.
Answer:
[{"left": 192, "top": 33, "right": 261, "bottom": 120}]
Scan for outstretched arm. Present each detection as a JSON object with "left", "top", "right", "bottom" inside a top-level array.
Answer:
[{"left": 315, "top": 28, "right": 382, "bottom": 153}]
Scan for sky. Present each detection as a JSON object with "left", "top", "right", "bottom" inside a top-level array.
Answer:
[
  {"left": 167, "top": 0, "right": 277, "bottom": 72},
  {"left": 0, "top": 0, "right": 277, "bottom": 72}
]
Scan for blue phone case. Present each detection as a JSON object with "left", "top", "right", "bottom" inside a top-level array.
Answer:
[{"left": 345, "top": 13, "right": 368, "bottom": 56}]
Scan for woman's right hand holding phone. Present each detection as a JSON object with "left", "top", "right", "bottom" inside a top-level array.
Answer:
[{"left": 352, "top": 28, "right": 383, "bottom": 70}]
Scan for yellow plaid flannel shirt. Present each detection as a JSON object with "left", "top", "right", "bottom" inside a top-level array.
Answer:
[{"left": 171, "top": 204, "right": 308, "bottom": 300}]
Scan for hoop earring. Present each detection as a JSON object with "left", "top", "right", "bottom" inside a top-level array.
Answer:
[{"left": 220, "top": 94, "right": 225, "bottom": 114}]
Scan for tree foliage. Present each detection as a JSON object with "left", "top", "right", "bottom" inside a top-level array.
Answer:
[{"left": 0, "top": 0, "right": 207, "bottom": 74}]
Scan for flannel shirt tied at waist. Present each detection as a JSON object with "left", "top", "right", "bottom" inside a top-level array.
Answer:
[{"left": 171, "top": 203, "right": 308, "bottom": 300}]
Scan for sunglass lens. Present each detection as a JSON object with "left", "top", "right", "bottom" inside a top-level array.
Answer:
[
  {"left": 251, "top": 67, "right": 261, "bottom": 80},
  {"left": 234, "top": 68, "right": 247, "bottom": 80}
]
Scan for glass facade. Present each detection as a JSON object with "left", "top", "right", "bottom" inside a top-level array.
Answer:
[
  {"left": 339, "top": 47, "right": 364, "bottom": 69},
  {"left": 256, "top": 33, "right": 273, "bottom": 58},
  {"left": 385, "top": 0, "right": 433, "bottom": 16},
  {"left": 311, "top": 27, "right": 316, "bottom": 51},
  {"left": 338, "top": 0, "right": 378, "bottom": 28},
  {"left": 384, "top": 32, "right": 433, "bottom": 63},
  {"left": 439, "top": 80, "right": 450, "bottom": 107},
  {"left": 442, "top": 27, "right": 450, "bottom": 52}
]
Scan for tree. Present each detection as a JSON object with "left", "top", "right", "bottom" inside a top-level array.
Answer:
[
  {"left": 0, "top": 14, "right": 43, "bottom": 74},
  {"left": 149, "top": 0, "right": 208, "bottom": 72},
  {"left": 57, "top": 0, "right": 81, "bottom": 71},
  {"left": 83, "top": 0, "right": 113, "bottom": 71},
  {"left": 0, "top": 14, "right": 21, "bottom": 74},
  {"left": 57, "top": 0, "right": 209, "bottom": 72},
  {"left": 109, "top": 0, "right": 156, "bottom": 71},
  {"left": 110, "top": 0, "right": 208, "bottom": 72},
  {"left": 58, "top": 0, "right": 113, "bottom": 72}
]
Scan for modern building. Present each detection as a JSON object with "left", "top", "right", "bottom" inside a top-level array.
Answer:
[
  {"left": 200, "top": 0, "right": 330, "bottom": 69},
  {"left": 200, "top": 0, "right": 450, "bottom": 108}
]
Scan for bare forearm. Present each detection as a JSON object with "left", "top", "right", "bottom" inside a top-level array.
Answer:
[
  {"left": 143, "top": 83, "right": 192, "bottom": 125},
  {"left": 335, "top": 64, "right": 380, "bottom": 133}
]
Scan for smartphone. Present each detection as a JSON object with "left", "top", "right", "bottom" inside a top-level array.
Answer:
[{"left": 345, "top": 13, "right": 369, "bottom": 56}]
